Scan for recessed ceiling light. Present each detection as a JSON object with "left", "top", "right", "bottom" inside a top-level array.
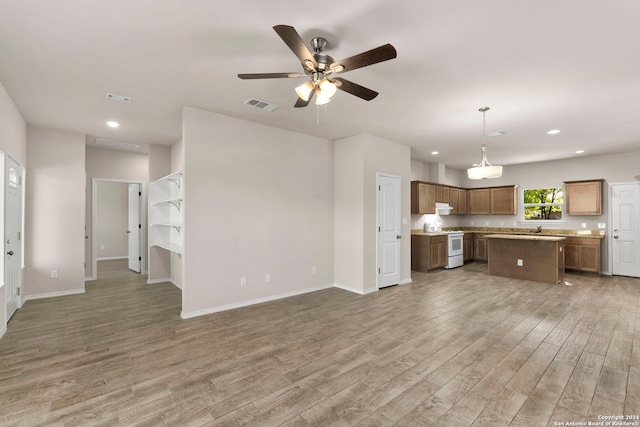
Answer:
[
  {"left": 106, "top": 121, "right": 120, "bottom": 128},
  {"left": 431, "top": 151, "right": 439, "bottom": 155},
  {"left": 547, "top": 129, "right": 560, "bottom": 135},
  {"left": 575, "top": 150, "right": 584, "bottom": 154}
]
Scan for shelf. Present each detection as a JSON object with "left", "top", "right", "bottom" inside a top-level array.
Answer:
[
  {"left": 151, "top": 197, "right": 183, "bottom": 206},
  {"left": 152, "top": 223, "right": 182, "bottom": 233},
  {"left": 152, "top": 242, "right": 183, "bottom": 254}
]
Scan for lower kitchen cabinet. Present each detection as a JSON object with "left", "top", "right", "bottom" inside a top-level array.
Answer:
[
  {"left": 564, "top": 237, "right": 601, "bottom": 273},
  {"left": 474, "top": 234, "right": 488, "bottom": 261},
  {"left": 411, "top": 234, "right": 448, "bottom": 272},
  {"left": 463, "top": 233, "right": 474, "bottom": 261}
]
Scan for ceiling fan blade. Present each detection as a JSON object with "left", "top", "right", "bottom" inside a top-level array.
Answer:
[
  {"left": 238, "top": 72, "right": 303, "bottom": 79},
  {"left": 294, "top": 87, "right": 316, "bottom": 108},
  {"left": 333, "top": 78, "right": 378, "bottom": 101},
  {"left": 330, "top": 44, "right": 397, "bottom": 73},
  {"left": 273, "top": 25, "right": 318, "bottom": 70}
]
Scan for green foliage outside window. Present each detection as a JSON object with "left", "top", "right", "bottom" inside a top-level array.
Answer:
[{"left": 523, "top": 188, "right": 563, "bottom": 220}]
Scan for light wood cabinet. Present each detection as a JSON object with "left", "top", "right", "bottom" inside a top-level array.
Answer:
[
  {"left": 411, "top": 182, "right": 435, "bottom": 214},
  {"left": 468, "top": 189, "right": 491, "bottom": 215},
  {"left": 490, "top": 186, "right": 518, "bottom": 215},
  {"left": 474, "top": 234, "right": 488, "bottom": 261},
  {"left": 435, "top": 185, "right": 450, "bottom": 203},
  {"left": 563, "top": 237, "right": 601, "bottom": 273},
  {"left": 449, "top": 188, "right": 460, "bottom": 214},
  {"left": 565, "top": 179, "right": 603, "bottom": 215},
  {"left": 458, "top": 189, "right": 467, "bottom": 215},
  {"left": 463, "top": 233, "right": 474, "bottom": 261},
  {"left": 411, "top": 234, "right": 448, "bottom": 271}
]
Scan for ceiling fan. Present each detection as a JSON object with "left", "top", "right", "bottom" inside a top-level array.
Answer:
[{"left": 238, "top": 25, "right": 397, "bottom": 107}]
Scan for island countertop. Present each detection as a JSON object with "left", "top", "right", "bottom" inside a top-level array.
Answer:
[{"left": 486, "top": 234, "right": 567, "bottom": 242}]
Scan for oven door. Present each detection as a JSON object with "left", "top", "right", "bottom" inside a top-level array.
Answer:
[{"left": 448, "top": 234, "right": 464, "bottom": 257}]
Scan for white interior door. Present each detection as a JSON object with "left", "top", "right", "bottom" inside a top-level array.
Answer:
[
  {"left": 6, "top": 157, "right": 23, "bottom": 320},
  {"left": 612, "top": 183, "right": 640, "bottom": 277},
  {"left": 378, "top": 173, "right": 401, "bottom": 288},
  {"left": 128, "top": 184, "right": 141, "bottom": 273}
]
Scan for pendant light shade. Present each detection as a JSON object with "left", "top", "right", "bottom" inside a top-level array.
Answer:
[{"left": 467, "top": 107, "right": 503, "bottom": 180}]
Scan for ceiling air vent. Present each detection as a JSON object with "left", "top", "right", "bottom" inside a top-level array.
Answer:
[
  {"left": 243, "top": 98, "right": 280, "bottom": 112},
  {"left": 105, "top": 92, "right": 132, "bottom": 103},
  {"left": 95, "top": 138, "right": 139, "bottom": 151}
]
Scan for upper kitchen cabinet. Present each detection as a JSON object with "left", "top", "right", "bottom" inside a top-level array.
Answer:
[
  {"left": 449, "top": 187, "right": 460, "bottom": 214},
  {"left": 435, "top": 185, "right": 450, "bottom": 203},
  {"left": 564, "top": 179, "right": 604, "bottom": 215},
  {"left": 490, "top": 186, "right": 518, "bottom": 215},
  {"left": 411, "top": 181, "right": 435, "bottom": 214},
  {"left": 458, "top": 189, "right": 467, "bottom": 215},
  {"left": 468, "top": 188, "right": 491, "bottom": 215}
]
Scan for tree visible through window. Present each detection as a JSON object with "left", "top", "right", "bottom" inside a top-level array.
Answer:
[{"left": 523, "top": 188, "right": 563, "bottom": 220}]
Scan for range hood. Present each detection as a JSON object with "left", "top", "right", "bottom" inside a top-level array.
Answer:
[{"left": 435, "top": 202, "right": 453, "bottom": 215}]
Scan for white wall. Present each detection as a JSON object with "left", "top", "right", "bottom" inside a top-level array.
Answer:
[
  {"left": 181, "top": 107, "right": 334, "bottom": 317},
  {"left": 85, "top": 145, "right": 149, "bottom": 278},
  {"left": 335, "top": 134, "right": 412, "bottom": 294},
  {"left": 170, "top": 139, "right": 184, "bottom": 289},
  {"left": 96, "top": 182, "right": 128, "bottom": 259},
  {"left": 0, "top": 82, "right": 27, "bottom": 336},
  {"left": 26, "top": 126, "right": 85, "bottom": 299}
]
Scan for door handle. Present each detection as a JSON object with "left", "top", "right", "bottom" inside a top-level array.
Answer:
[
  {"left": 396, "top": 235, "right": 402, "bottom": 239},
  {"left": 126, "top": 230, "right": 131, "bottom": 234},
  {"left": 614, "top": 236, "right": 619, "bottom": 239},
  {"left": 6, "top": 251, "right": 13, "bottom": 256}
]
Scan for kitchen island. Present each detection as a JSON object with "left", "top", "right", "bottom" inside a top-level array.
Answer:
[{"left": 487, "top": 234, "right": 566, "bottom": 284}]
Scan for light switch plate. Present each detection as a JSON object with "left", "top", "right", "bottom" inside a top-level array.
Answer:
[{"left": 598, "top": 223, "right": 606, "bottom": 229}]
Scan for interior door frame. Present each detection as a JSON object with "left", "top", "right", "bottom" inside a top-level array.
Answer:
[
  {"left": 608, "top": 181, "right": 640, "bottom": 277},
  {"left": 90, "top": 178, "right": 146, "bottom": 280},
  {"left": 376, "top": 172, "right": 402, "bottom": 290}
]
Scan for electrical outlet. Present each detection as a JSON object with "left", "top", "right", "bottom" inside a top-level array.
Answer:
[
  {"left": 240, "top": 276, "right": 247, "bottom": 286},
  {"left": 517, "top": 259, "right": 523, "bottom": 267},
  {"left": 598, "top": 223, "right": 606, "bottom": 229},
  {"left": 265, "top": 273, "right": 271, "bottom": 283},
  {"left": 312, "top": 266, "right": 317, "bottom": 274},
  {"left": 51, "top": 270, "right": 58, "bottom": 279},
  {"left": 581, "top": 223, "right": 587, "bottom": 229}
]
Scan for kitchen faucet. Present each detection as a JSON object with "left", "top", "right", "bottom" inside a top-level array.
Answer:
[{"left": 533, "top": 225, "right": 543, "bottom": 233}]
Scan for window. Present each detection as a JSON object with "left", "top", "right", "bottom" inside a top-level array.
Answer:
[{"left": 523, "top": 187, "right": 563, "bottom": 221}]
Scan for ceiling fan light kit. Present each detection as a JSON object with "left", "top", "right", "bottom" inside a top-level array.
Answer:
[
  {"left": 238, "top": 25, "right": 397, "bottom": 108},
  {"left": 467, "top": 107, "right": 503, "bottom": 180}
]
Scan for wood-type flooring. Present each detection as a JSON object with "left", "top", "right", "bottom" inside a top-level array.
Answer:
[{"left": 1, "top": 260, "right": 639, "bottom": 426}]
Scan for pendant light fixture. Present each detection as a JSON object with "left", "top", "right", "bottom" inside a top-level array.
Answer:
[{"left": 467, "top": 107, "right": 503, "bottom": 180}]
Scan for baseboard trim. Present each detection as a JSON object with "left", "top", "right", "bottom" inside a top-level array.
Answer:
[
  {"left": 333, "top": 283, "right": 367, "bottom": 295},
  {"left": 24, "top": 288, "right": 85, "bottom": 301},
  {"left": 85, "top": 276, "right": 96, "bottom": 282},
  {"left": 181, "top": 283, "right": 334, "bottom": 319},
  {"left": 147, "top": 277, "right": 171, "bottom": 285},
  {"left": 171, "top": 280, "right": 182, "bottom": 290},
  {"left": 400, "top": 278, "right": 413, "bottom": 285},
  {"left": 0, "top": 324, "right": 6, "bottom": 340},
  {"left": 96, "top": 256, "right": 128, "bottom": 261}
]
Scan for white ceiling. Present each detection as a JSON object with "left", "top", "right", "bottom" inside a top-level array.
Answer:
[{"left": 1, "top": 0, "right": 639, "bottom": 170}]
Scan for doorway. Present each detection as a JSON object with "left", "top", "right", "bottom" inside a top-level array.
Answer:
[
  {"left": 90, "top": 178, "right": 146, "bottom": 280},
  {"left": 611, "top": 182, "right": 640, "bottom": 278},
  {"left": 377, "top": 173, "right": 402, "bottom": 289}
]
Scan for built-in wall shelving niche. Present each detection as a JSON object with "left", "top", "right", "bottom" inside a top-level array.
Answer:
[{"left": 149, "top": 171, "right": 183, "bottom": 254}]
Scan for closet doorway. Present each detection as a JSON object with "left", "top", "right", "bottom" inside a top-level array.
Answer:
[{"left": 91, "top": 178, "right": 146, "bottom": 279}]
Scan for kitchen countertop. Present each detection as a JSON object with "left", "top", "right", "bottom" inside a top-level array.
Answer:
[
  {"left": 411, "top": 227, "right": 605, "bottom": 239},
  {"left": 485, "top": 234, "right": 567, "bottom": 242}
]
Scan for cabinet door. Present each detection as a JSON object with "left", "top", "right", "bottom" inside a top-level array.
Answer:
[
  {"left": 565, "top": 180, "right": 603, "bottom": 215},
  {"left": 458, "top": 189, "right": 467, "bottom": 215},
  {"left": 474, "top": 237, "right": 488, "bottom": 261},
  {"left": 435, "top": 185, "right": 450, "bottom": 203},
  {"left": 412, "top": 182, "right": 436, "bottom": 214},
  {"left": 578, "top": 245, "right": 600, "bottom": 272},
  {"left": 431, "top": 241, "right": 448, "bottom": 267},
  {"left": 463, "top": 237, "right": 474, "bottom": 261},
  {"left": 490, "top": 186, "right": 517, "bottom": 215},
  {"left": 468, "top": 189, "right": 491, "bottom": 215},
  {"left": 449, "top": 188, "right": 460, "bottom": 214},
  {"left": 564, "top": 243, "right": 579, "bottom": 269}
]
